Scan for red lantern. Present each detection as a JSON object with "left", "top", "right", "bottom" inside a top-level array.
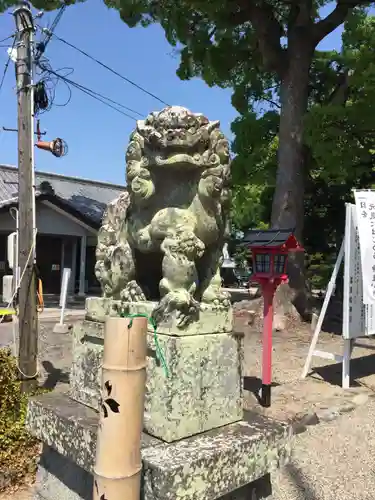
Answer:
[{"left": 242, "top": 229, "right": 304, "bottom": 407}]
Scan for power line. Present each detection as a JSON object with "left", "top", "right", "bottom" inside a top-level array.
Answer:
[
  {"left": 0, "top": 34, "right": 15, "bottom": 44},
  {"left": 35, "top": 4, "right": 66, "bottom": 61},
  {"left": 39, "top": 64, "right": 139, "bottom": 120},
  {"left": 74, "top": 83, "right": 143, "bottom": 117},
  {"left": 47, "top": 4, "right": 66, "bottom": 34},
  {"left": 40, "top": 63, "right": 141, "bottom": 118},
  {"left": 0, "top": 36, "right": 16, "bottom": 96},
  {"left": 46, "top": 31, "right": 170, "bottom": 106},
  {"left": 72, "top": 84, "right": 137, "bottom": 120}
]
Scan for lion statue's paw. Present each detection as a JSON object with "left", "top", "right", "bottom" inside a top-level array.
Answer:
[
  {"left": 201, "top": 288, "right": 231, "bottom": 311},
  {"left": 120, "top": 280, "right": 146, "bottom": 303},
  {"left": 152, "top": 289, "right": 199, "bottom": 328}
]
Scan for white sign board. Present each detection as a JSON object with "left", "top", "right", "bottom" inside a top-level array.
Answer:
[
  {"left": 343, "top": 203, "right": 375, "bottom": 339},
  {"left": 303, "top": 201, "right": 375, "bottom": 389},
  {"left": 354, "top": 190, "right": 375, "bottom": 305},
  {"left": 7, "top": 232, "right": 17, "bottom": 269},
  {"left": 53, "top": 268, "right": 71, "bottom": 333},
  {"left": 2, "top": 275, "right": 13, "bottom": 304},
  {"left": 59, "top": 268, "right": 71, "bottom": 308},
  {"left": 222, "top": 242, "right": 236, "bottom": 269}
]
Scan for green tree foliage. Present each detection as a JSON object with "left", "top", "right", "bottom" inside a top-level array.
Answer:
[
  {"left": 3, "top": 0, "right": 374, "bottom": 308},
  {"left": 103, "top": 0, "right": 370, "bottom": 225},
  {"left": 242, "top": 12, "right": 375, "bottom": 246},
  {"left": 0, "top": 0, "right": 77, "bottom": 14},
  {"left": 306, "top": 11, "right": 375, "bottom": 182},
  {"left": 105, "top": 0, "right": 373, "bottom": 316},
  {"left": 232, "top": 10, "right": 375, "bottom": 291},
  {"left": 230, "top": 10, "right": 375, "bottom": 221}
]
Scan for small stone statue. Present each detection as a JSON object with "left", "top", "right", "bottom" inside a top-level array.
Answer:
[{"left": 95, "top": 106, "right": 231, "bottom": 327}]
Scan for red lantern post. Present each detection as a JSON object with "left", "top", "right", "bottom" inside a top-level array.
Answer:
[{"left": 243, "top": 229, "right": 304, "bottom": 407}]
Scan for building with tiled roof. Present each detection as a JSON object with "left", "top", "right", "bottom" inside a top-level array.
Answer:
[{"left": 0, "top": 164, "right": 124, "bottom": 296}]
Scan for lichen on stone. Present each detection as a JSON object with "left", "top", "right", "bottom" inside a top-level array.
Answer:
[{"left": 95, "top": 106, "right": 232, "bottom": 328}]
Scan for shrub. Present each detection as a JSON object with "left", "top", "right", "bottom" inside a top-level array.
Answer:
[
  {"left": 306, "top": 252, "right": 335, "bottom": 291},
  {"left": 0, "top": 348, "right": 40, "bottom": 490}
]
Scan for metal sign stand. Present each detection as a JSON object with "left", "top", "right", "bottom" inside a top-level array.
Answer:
[
  {"left": 301, "top": 241, "right": 354, "bottom": 388},
  {"left": 302, "top": 203, "right": 374, "bottom": 389}
]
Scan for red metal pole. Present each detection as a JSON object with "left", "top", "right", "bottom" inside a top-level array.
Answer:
[{"left": 261, "top": 281, "right": 275, "bottom": 407}]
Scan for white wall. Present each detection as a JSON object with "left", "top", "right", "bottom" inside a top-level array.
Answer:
[{"left": 0, "top": 201, "right": 94, "bottom": 237}]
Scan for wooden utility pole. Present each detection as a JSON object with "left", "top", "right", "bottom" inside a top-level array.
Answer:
[{"left": 14, "top": 2, "right": 38, "bottom": 392}]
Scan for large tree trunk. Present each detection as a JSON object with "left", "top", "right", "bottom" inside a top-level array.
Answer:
[{"left": 271, "top": 37, "right": 313, "bottom": 323}]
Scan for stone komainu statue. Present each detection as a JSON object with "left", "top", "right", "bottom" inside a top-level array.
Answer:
[{"left": 95, "top": 106, "right": 231, "bottom": 327}]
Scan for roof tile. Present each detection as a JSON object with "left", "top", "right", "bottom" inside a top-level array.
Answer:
[{"left": 0, "top": 164, "right": 124, "bottom": 225}]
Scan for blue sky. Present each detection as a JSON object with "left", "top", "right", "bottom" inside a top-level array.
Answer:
[{"left": 0, "top": 1, "right": 343, "bottom": 185}]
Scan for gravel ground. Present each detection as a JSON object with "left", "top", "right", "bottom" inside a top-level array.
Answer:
[
  {"left": 273, "top": 397, "right": 375, "bottom": 500},
  {"left": 3, "top": 301, "right": 375, "bottom": 499},
  {"left": 239, "top": 306, "right": 375, "bottom": 423},
  {"left": 0, "top": 487, "right": 32, "bottom": 500},
  {"left": 0, "top": 313, "right": 82, "bottom": 390}
]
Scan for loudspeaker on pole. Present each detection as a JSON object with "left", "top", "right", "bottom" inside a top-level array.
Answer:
[{"left": 35, "top": 137, "right": 68, "bottom": 157}]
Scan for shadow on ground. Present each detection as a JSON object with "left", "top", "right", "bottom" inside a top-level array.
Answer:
[
  {"left": 312, "top": 352, "right": 375, "bottom": 388},
  {"left": 41, "top": 360, "right": 69, "bottom": 390},
  {"left": 42, "top": 303, "right": 86, "bottom": 310},
  {"left": 243, "top": 376, "right": 280, "bottom": 405},
  {"left": 284, "top": 461, "right": 319, "bottom": 500}
]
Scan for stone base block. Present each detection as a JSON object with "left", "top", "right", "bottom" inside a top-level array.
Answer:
[
  {"left": 33, "top": 448, "right": 92, "bottom": 500},
  {"left": 53, "top": 323, "right": 70, "bottom": 334},
  {"left": 27, "top": 393, "right": 291, "bottom": 500},
  {"left": 85, "top": 297, "right": 233, "bottom": 335},
  {"left": 33, "top": 447, "right": 273, "bottom": 500},
  {"left": 69, "top": 320, "right": 242, "bottom": 442}
]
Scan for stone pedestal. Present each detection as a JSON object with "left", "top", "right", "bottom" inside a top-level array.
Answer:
[
  {"left": 26, "top": 297, "right": 292, "bottom": 500},
  {"left": 27, "top": 393, "right": 291, "bottom": 500},
  {"left": 70, "top": 298, "right": 242, "bottom": 442}
]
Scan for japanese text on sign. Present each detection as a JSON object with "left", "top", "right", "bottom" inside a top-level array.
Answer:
[
  {"left": 343, "top": 203, "right": 375, "bottom": 338},
  {"left": 354, "top": 191, "right": 375, "bottom": 305}
]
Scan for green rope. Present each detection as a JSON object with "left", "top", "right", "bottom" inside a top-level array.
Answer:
[{"left": 121, "top": 313, "right": 169, "bottom": 377}]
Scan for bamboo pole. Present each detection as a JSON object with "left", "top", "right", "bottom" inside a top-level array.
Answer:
[{"left": 93, "top": 316, "right": 148, "bottom": 500}]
